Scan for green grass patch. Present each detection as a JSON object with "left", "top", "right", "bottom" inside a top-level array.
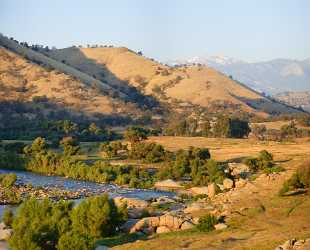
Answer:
[{"left": 96, "top": 233, "right": 148, "bottom": 248}]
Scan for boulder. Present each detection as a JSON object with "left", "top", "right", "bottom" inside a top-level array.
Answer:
[
  {"left": 207, "top": 183, "right": 219, "bottom": 198},
  {"left": 114, "top": 197, "right": 148, "bottom": 209},
  {"left": 214, "top": 223, "right": 228, "bottom": 230},
  {"left": 275, "top": 239, "right": 295, "bottom": 250},
  {"left": 154, "top": 179, "right": 183, "bottom": 190},
  {"left": 121, "top": 219, "right": 139, "bottom": 233},
  {"left": 180, "top": 221, "right": 195, "bottom": 230},
  {"left": 192, "top": 217, "right": 200, "bottom": 225},
  {"left": 159, "top": 214, "right": 184, "bottom": 230},
  {"left": 153, "top": 196, "right": 176, "bottom": 205},
  {"left": 184, "top": 202, "right": 213, "bottom": 213},
  {"left": 128, "top": 208, "right": 149, "bottom": 219},
  {"left": 156, "top": 226, "right": 171, "bottom": 234},
  {"left": 189, "top": 186, "right": 209, "bottom": 196},
  {"left": 129, "top": 217, "right": 160, "bottom": 233},
  {"left": 223, "top": 178, "right": 234, "bottom": 189},
  {"left": 184, "top": 202, "right": 205, "bottom": 213},
  {"left": 228, "top": 163, "right": 250, "bottom": 176},
  {"left": 0, "top": 228, "right": 13, "bottom": 240},
  {"left": 235, "top": 178, "right": 247, "bottom": 188}
]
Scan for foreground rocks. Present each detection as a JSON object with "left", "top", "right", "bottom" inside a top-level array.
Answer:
[
  {"left": 124, "top": 213, "right": 195, "bottom": 234},
  {"left": 0, "top": 223, "right": 12, "bottom": 241},
  {"left": 275, "top": 238, "right": 310, "bottom": 250}
]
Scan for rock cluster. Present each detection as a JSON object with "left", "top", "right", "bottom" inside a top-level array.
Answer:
[
  {"left": 123, "top": 213, "right": 195, "bottom": 234},
  {"left": 0, "top": 223, "right": 12, "bottom": 241},
  {"left": 275, "top": 238, "right": 310, "bottom": 250}
]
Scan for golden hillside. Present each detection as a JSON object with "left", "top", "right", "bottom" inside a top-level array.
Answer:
[
  {"left": 0, "top": 46, "right": 141, "bottom": 118},
  {"left": 48, "top": 46, "right": 299, "bottom": 116}
]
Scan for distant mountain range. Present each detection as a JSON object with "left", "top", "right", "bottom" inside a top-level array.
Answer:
[{"left": 168, "top": 56, "right": 310, "bottom": 95}]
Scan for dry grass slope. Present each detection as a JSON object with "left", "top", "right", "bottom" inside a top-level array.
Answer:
[
  {"left": 48, "top": 46, "right": 300, "bottom": 116},
  {"left": 0, "top": 46, "right": 140, "bottom": 116}
]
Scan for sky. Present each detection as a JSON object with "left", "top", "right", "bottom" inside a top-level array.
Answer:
[{"left": 0, "top": 0, "right": 309, "bottom": 62}]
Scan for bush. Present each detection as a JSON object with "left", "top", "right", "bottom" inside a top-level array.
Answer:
[
  {"left": 129, "top": 142, "right": 168, "bottom": 163},
  {"left": 0, "top": 173, "right": 17, "bottom": 188},
  {"left": 9, "top": 195, "right": 127, "bottom": 250},
  {"left": 279, "top": 161, "right": 310, "bottom": 195},
  {"left": 196, "top": 214, "right": 218, "bottom": 232},
  {"left": 2, "top": 208, "right": 14, "bottom": 227},
  {"left": 243, "top": 150, "right": 274, "bottom": 172}
]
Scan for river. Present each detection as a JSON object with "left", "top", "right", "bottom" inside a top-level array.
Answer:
[{"left": 0, "top": 169, "right": 174, "bottom": 216}]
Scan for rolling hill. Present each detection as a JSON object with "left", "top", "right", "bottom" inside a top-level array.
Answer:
[
  {"left": 47, "top": 46, "right": 300, "bottom": 116},
  {"left": 174, "top": 55, "right": 310, "bottom": 94},
  {"left": 0, "top": 33, "right": 302, "bottom": 127}
]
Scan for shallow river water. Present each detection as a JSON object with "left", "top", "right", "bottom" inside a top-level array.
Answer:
[{"left": 0, "top": 169, "right": 174, "bottom": 216}]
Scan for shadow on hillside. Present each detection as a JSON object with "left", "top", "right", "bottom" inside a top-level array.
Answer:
[
  {"left": 230, "top": 93, "right": 301, "bottom": 115},
  {"left": 48, "top": 47, "right": 165, "bottom": 114},
  {"left": 0, "top": 99, "right": 133, "bottom": 129}
]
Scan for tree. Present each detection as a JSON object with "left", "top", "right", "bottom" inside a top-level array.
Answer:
[
  {"left": 2, "top": 208, "right": 14, "bottom": 227},
  {"left": 60, "top": 137, "right": 80, "bottom": 156},
  {"left": 57, "top": 232, "right": 94, "bottom": 250},
  {"left": 88, "top": 123, "right": 102, "bottom": 135},
  {"left": 124, "top": 126, "right": 148, "bottom": 144},
  {"left": 201, "top": 119, "right": 212, "bottom": 137},
  {"left": 9, "top": 198, "right": 74, "bottom": 250},
  {"left": 281, "top": 121, "right": 298, "bottom": 139},
  {"left": 70, "top": 194, "right": 126, "bottom": 238},
  {"left": 63, "top": 120, "right": 78, "bottom": 135},
  {"left": 24, "top": 137, "right": 48, "bottom": 155},
  {"left": 251, "top": 124, "right": 267, "bottom": 140},
  {"left": 213, "top": 116, "right": 250, "bottom": 138}
]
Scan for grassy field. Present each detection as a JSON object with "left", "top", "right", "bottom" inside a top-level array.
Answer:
[
  {"left": 104, "top": 136, "right": 310, "bottom": 250},
  {"left": 148, "top": 136, "right": 310, "bottom": 162}
]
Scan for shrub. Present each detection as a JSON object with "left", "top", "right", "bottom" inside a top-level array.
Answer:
[
  {"left": 9, "top": 195, "right": 127, "bottom": 250},
  {"left": 196, "top": 214, "right": 218, "bottom": 232},
  {"left": 0, "top": 173, "right": 17, "bottom": 188},
  {"left": 243, "top": 150, "right": 274, "bottom": 172},
  {"left": 279, "top": 161, "right": 310, "bottom": 195},
  {"left": 60, "top": 137, "right": 80, "bottom": 156},
  {"left": 2, "top": 208, "right": 14, "bottom": 227},
  {"left": 129, "top": 142, "right": 168, "bottom": 163},
  {"left": 124, "top": 126, "right": 148, "bottom": 144}
]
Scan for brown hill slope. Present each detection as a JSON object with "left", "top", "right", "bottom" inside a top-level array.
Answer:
[
  {"left": 48, "top": 46, "right": 300, "bottom": 116},
  {"left": 0, "top": 46, "right": 142, "bottom": 120}
]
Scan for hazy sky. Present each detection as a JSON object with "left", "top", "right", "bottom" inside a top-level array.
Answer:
[{"left": 1, "top": 0, "right": 309, "bottom": 62}]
